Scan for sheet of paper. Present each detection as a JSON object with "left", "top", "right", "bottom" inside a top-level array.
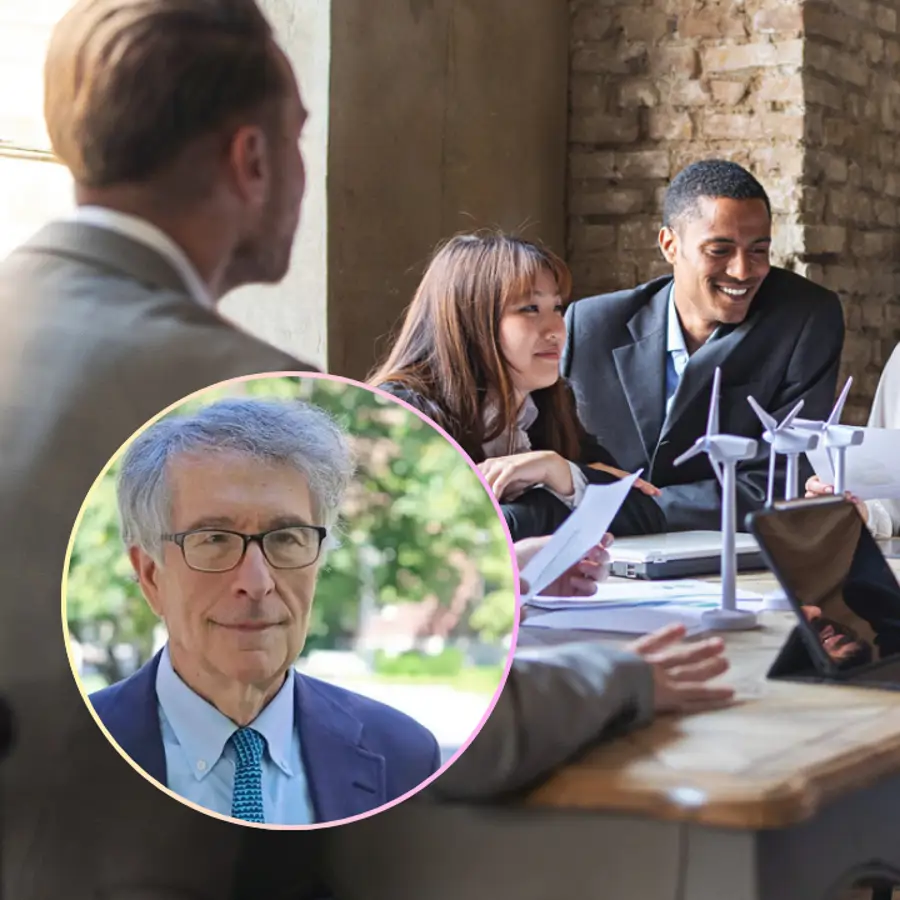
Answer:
[
  {"left": 524, "top": 605, "right": 712, "bottom": 637},
  {"left": 524, "top": 596, "right": 765, "bottom": 637},
  {"left": 806, "top": 428, "right": 900, "bottom": 500},
  {"left": 526, "top": 579, "right": 763, "bottom": 610},
  {"left": 518, "top": 471, "right": 642, "bottom": 599}
]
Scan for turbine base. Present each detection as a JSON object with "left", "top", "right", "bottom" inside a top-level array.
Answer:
[
  {"left": 701, "top": 608, "right": 759, "bottom": 631},
  {"left": 762, "top": 589, "right": 793, "bottom": 611}
]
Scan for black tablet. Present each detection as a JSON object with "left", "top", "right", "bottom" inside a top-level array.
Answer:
[{"left": 748, "top": 497, "right": 900, "bottom": 686}]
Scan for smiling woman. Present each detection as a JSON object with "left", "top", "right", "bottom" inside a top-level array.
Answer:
[
  {"left": 369, "top": 231, "right": 666, "bottom": 541},
  {"left": 63, "top": 373, "right": 517, "bottom": 829}
]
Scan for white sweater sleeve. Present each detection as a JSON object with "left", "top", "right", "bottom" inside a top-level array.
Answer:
[{"left": 866, "top": 345, "right": 900, "bottom": 536}]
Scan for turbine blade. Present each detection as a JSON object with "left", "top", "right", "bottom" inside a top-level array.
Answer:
[
  {"left": 778, "top": 398, "right": 805, "bottom": 432},
  {"left": 827, "top": 376, "right": 853, "bottom": 427},
  {"left": 674, "top": 443, "right": 704, "bottom": 467},
  {"left": 707, "top": 367, "right": 722, "bottom": 436},
  {"left": 747, "top": 396, "right": 778, "bottom": 434}
]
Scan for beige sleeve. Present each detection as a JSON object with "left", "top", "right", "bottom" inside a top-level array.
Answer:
[{"left": 426, "top": 642, "right": 654, "bottom": 801}]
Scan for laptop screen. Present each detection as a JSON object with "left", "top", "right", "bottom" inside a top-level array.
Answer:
[{"left": 750, "top": 498, "right": 900, "bottom": 674}]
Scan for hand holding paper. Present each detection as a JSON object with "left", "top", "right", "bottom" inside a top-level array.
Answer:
[
  {"left": 515, "top": 533, "right": 613, "bottom": 598},
  {"left": 807, "top": 428, "right": 900, "bottom": 501},
  {"left": 518, "top": 471, "right": 642, "bottom": 599}
]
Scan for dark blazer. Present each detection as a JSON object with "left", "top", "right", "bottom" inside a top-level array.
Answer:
[
  {"left": 90, "top": 650, "right": 441, "bottom": 823},
  {"left": 378, "top": 382, "right": 665, "bottom": 541},
  {"left": 562, "top": 267, "right": 845, "bottom": 531}
]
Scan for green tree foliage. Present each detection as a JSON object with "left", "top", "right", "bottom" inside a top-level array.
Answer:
[{"left": 66, "top": 377, "right": 515, "bottom": 680}]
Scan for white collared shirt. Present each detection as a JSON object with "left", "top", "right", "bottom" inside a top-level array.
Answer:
[
  {"left": 67, "top": 206, "right": 213, "bottom": 308},
  {"left": 156, "top": 645, "right": 314, "bottom": 824},
  {"left": 482, "top": 394, "right": 588, "bottom": 509}
]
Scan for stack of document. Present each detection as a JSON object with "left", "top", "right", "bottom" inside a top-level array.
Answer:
[
  {"left": 524, "top": 580, "right": 764, "bottom": 637},
  {"left": 517, "top": 470, "right": 764, "bottom": 636}
]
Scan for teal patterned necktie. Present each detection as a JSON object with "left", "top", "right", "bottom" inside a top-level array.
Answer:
[{"left": 229, "top": 727, "right": 266, "bottom": 823}]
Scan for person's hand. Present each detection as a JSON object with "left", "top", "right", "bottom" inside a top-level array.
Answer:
[
  {"left": 804, "top": 476, "right": 868, "bottom": 524},
  {"left": 588, "top": 462, "right": 661, "bottom": 497},
  {"left": 515, "top": 533, "right": 613, "bottom": 597},
  {"left": 625, "top": 623, "right": 735, "bottom": 714},
  {"left": 515, "top": 534, "right": 613, "bottom": 622},
  {"left": 479, "top": 450, "right": 574, "bottom": 501}
]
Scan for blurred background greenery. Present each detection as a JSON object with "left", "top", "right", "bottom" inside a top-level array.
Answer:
[{"left": 65, "top": 376, "right": 516, "bottom": 714}]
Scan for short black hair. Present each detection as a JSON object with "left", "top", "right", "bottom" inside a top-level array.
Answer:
[{"left": 662, "top": 159, "right": 771, "bottom": 229}]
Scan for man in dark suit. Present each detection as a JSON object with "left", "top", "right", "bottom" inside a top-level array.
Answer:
[
  {"left": 88, "top": 398, "right": 439, "bottom": 825},
  {"left": 0, "top": 1, "right": 327, "bottom": 898},
  {"left": 562, "top": 159, "right": 845, "bottom": 531}
]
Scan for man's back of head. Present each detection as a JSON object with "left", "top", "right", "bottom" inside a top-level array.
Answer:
[{"left": 44, "top": 0, "right": 308, "bottom": 296}]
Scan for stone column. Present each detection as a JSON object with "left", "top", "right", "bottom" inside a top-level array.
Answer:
[{"left": 326, "top": 0, "right": 570, "bottom": 380}]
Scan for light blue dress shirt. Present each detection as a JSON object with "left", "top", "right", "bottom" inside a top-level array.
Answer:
[
  {"left": 156, "top": 646, "right": 315, "bottom": 824},
  {"left": 665, "top": 285, "right": 691, "bottom": 416}
]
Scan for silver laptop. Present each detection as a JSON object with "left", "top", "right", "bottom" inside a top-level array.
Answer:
[{"left": 608, "top": 531, "right": 764, "bottom": 580}]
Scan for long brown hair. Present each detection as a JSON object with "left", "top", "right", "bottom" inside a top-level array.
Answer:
[{"left": 369, "top": 232, "right": 585, "bottom": 461}]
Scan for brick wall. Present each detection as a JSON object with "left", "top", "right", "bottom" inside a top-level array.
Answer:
[
  {"left": 801, "top": 0, "right": 900, "bottom": 422},
  {"left": 568, "top": 0, "right": 900, "bottom": 423}
]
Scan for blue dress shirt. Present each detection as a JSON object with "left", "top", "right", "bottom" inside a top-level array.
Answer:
[
  {"left": 665, "top": 286, "right": 691, "bottom": 416},
  {"left": 156, "top": 646, "right": 315, "bottom": 824}
]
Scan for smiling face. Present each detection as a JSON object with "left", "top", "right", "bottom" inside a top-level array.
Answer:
[
  {"left": 131, "top": 451, "right": 322, "bottom": 697},
  {"left": 498, "top": 267, "right": 566, "bottom": 400},
  {"left": 660, "top": 196, "right": 772, "bottom": 339}
]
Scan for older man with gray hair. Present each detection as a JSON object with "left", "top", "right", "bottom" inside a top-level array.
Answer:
[{"left": 89, "top": 398, "right": 441, "bottom": 826}]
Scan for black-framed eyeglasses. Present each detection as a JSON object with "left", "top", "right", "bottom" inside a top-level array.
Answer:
[{"left": 162, "top": 526, "right": 328, "bottom": 573}]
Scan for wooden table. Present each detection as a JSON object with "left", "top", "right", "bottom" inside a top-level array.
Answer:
[{"left": 323, "top": 558, "right": 900, "bottom": 900}]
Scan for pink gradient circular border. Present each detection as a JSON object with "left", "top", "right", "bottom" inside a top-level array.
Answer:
[{"left": 63, "top": 370, "right": 522, "bottom": 831}]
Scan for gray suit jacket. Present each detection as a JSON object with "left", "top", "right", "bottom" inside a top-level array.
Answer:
[
  {"left": 425, "top": 641, "right": 654, "bottom": 801},
  {"left": 562, "top": 267, "right": 845, "bottom": 531},
  {"left": 0, "top": 223, "right": 324, "bottom": 900}
]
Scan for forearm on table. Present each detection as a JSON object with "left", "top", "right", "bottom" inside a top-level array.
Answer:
[{"left": 425, "top": 643, "right": 655, "bottom": 802}]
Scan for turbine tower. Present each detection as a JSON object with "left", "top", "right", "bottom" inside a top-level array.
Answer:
[
  {"left": 793, "top": 378, "right": 864, "bottom": 495},
  {"left": 747, "top": 396, "right": 819, "bottom": 504},
  {"left": 674, "top": 367, "right": 759, "bottom": 631}
]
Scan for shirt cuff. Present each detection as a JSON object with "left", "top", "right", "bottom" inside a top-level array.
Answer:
[
  {"left": 545, "top": 462, "right": 589, "bottom": 510},
  {"left": 866, "top": 500, "right": 894, "bottom": 539}
]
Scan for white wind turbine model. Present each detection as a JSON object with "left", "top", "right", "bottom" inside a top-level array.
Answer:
[
  {"left": 792, "top": 377, "right": 864, "bottom": 495},
  {"left": 746, "top": 396, "right": 819, "bottom": 504},
  {"left": 674, "top": 367, "right": 759, "bottom": 631}
]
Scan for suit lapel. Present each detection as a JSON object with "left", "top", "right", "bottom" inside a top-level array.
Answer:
[
  {"left": 294, "top": 675, "right": 386, "bottom": 823},
  {"left": 660, "top": 311, "right": 757, "bottom": 442},
  {"left": 95, "top": 651, "right": 167, "bottom": 784},
  {"left": 613, "top": 282, "right": 669, "bottom": 460}
]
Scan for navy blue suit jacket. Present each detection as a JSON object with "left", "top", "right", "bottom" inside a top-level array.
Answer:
[{"left": 89, "top": 650, "right": 442, "bottom": 823}]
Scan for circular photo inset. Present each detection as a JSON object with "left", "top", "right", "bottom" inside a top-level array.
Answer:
[{"left": 62, "top": 373, "right": 518, "bottom": 828}]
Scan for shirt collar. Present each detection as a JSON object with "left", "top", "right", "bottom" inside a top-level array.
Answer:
[
  {"left": 666, "top": 284, "right": 689, "bottom": 357},
  {"left": 156, "top": 645, "right": 297, "bottom": 780},
  {"left": 67, "top": 206, "right": 214, "bottom": 309}
]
